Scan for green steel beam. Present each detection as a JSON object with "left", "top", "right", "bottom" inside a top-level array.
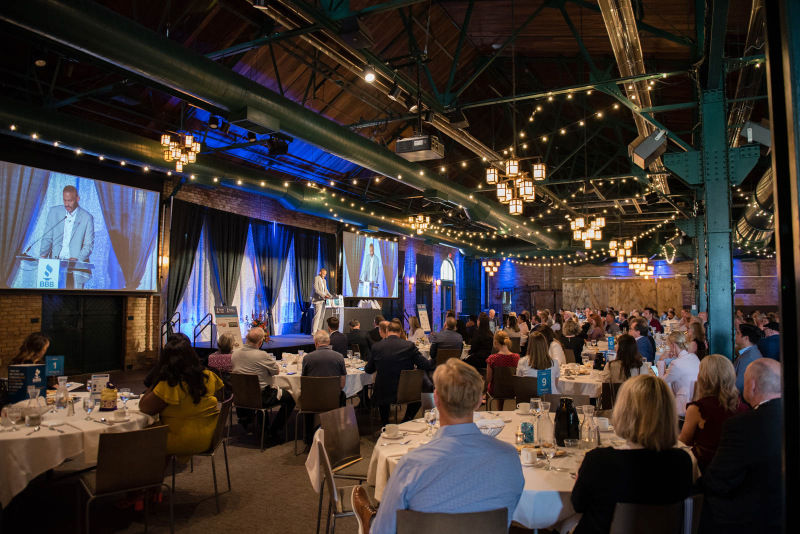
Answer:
[
  {"left": 639, "top": 102, "right": 699, "bottom": 113},
  {"left": 442, "top": 0, "right": 474, "bottom": 106},
  {"left": 570, "top": 0, "right": 695, "bottom": 47},
  {"left": 560, "top": 6, "right": 603, "bottom": 79},
  {"left": 204, "top": 25, "right": 322, "bottom": 60},
  {"left": 703, "top": 0, "right": 730, "bottom": 91},
  {"left": 398, "top": 8, "right": 440, "bottom": 102},
  {"left": 327, "top": 0, "right": 430, "bottom": 20},
  {"left": 452, "top": 3, "right": 548, "bottom": 100},
  {"left": 664, "top": 145, "right": 760, "bottom": 187}
]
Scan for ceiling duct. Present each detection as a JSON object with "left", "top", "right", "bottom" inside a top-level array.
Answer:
[{"left": 734, "top": 168, "right": 774, "bottom": 249}]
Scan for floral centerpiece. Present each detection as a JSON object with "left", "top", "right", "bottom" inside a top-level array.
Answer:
[{"left": 245, "top": 311, "right": 270, "bottom": 340}]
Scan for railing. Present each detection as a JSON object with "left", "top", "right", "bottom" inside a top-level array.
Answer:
[
  {"left": 194, "top": 312, "right": 214, "bottom": 348},
  {"left": 160, "top": 311, "right": 180, "bottom": 347}
]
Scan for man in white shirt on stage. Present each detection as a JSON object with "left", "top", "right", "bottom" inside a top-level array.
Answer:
[
  {"left": 39, "top": 185, "right": 95, "bottom": 288},
  {"left": 312, "top": 267, "right": 333, "bottom": 334},
  {"left": 358, "top": 243, "right": 382, "bottom": 297}
]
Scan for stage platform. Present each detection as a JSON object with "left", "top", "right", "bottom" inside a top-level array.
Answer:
[{"left": 193, "top": 334, "right": 315, "bottom": 361}]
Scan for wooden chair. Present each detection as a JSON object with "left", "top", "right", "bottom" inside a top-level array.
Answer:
[
  {"left": 171, "top": 396, "right": 233, "bottom": 513},
  {"left": 434, "top": 347, "right": 462, "bottom": 367},
  {"left": 396, "top": 508, "right": 508, "bottom": 534},
  {"left": 421, "top": 392, "right": 434, "bottom": 412},
  {"left": 600, "top": 382, "right": 623, "bottom": 411},
  {"left": 318, "top": 440, "right": 376, "bottom": 534},
  {"left": 319, "top": 405, "right": 368, "bottom": 483},
  {"left": 392, "top": 369, "right": 424, "bottom": 422},
  {"left": 543, "top": 393, "right": 591, "bottom": 411},
  {"left": 229, "top": 372, "right": 280, "bottom": 451},
  {"left": 295, "top": 376, "right": 344, "bottom": 455},
  {"left": 486, "top": 366, "right": 516, "bottom": 411},
  {"left": 564, "top": 348, "right": 576, "bottom": 364},
  {"left": 509, "top": 336, "right": 521, "bottom": 354},
  {"left": 609, "top": 494, "right": 703, "bottom": 534},
  {"left": 79, "top": 426, "right": 173, "bottom": 534},
  {"left": 512, "top": 376, "right": 539, "bottom": 404}
]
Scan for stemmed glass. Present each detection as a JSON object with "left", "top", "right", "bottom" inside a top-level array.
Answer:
[
  {"left": 424, "top": 408, "right": 438, "bottom": 437},
  {"left": 119, "top": 388, "right": 131, "bottom": 413},
  {"left": 531, "top": 398, "right": 543, "bottom": 418},
  {"left": 543, "top": 443, "right": 559, "bottom": 471},
  {"left": 83, "top": 397, "right": 97, "bottom": 421},
  {"left": 7, "top": 406, "right": 22, "bottom": 432}
]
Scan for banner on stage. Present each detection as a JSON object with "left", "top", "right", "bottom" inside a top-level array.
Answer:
[
  {"left": 417, "top": 304, "right": 431, "bottom": 334},
  {"left": 214, "top": 306, "right": 243, "bottom": 350}
]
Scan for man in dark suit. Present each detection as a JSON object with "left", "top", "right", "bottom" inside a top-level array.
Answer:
[
  {"left": 301, "top": 329, "right": 347, "bottom": 445},
  {"left": 326, "top": 316, "right": 348, "bottom": 357},
  {"left": 368, "top": 314, "right": 385, "bottom": 344},
  {"left": 429, "top": 317, "right": 464, "bottom": 364},
  {"left": 700, "top": 358, "right": 783, "bottom": 534},
  {"left": 365, "top": 321, "right": 432, "bottom": 426},
  {"left": 346, "top": 319, "right": 371, "bottom": 360}
]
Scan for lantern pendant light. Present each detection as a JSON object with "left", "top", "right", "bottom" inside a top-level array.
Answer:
[
  {"left": 505, "top": 157, "right": 519, "bottom": 177},
  {"left": 532, "top": 161, "right": 546, "bottom": 181},
  {"left": 509, "top": 197, "right": 523, "bottom": 215},
  {"left": 486, "top": 167, "right": 498, "bottom": 184}
]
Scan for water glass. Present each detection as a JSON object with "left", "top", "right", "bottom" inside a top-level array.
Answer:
[
  {"left": 424, "top": 409, "right": 437, "bottom": 436},
  {"left": 543, "top": 443, "right": 558, "bottom": 471},
  {"left": 83, "top": 397, "right": 96, "bottom": 420},
  {"left": 347, "top": 350, "right": 353, "bottom": 359},
  {"left": 581, "top": 355, "right": 590, "bottom": 367},
  {"left": 530, "top": 398, "right": 542, "bottom": 418},
  {"left": 7, "top": 406, "right": 22, "bottom": 431},
  {"left": 119, "top": 388, "right": 131, "bottom": 411},
  {"left": 541, "top": 401, "right": 551, "bottom": 414}
]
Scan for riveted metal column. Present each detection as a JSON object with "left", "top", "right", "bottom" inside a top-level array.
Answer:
[
  {"left": 701, "top": 89, "right": 734, "bottom": 358},
  {"left": 695, "top": 216, "right": 708, "bottom": 313}
]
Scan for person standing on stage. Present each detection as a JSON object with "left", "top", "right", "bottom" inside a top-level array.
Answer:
[
  {"left": 312, "top": 268, "right": 333, "bottom": 333},
  {"left": 39, "top": 185, "right": 95, "bottom": 288},
  {"left": 358, "top": 242, "right": 383, "bottom": 297}
]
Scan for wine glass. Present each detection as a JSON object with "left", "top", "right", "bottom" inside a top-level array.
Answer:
[
  {"left": 541, "top": 401, "right": 551, "bottom": 414},
  {"left": 8, "top": 406, "right": 22, "bottom": 432},
  {"left": 425, "top": 408, "right": 438, "bottom": 436},
  {"left": 119, "top": 388, "right": 131, "bottom": 412},
  {"left": 581, "top": 355, "right": 590, "bottom": 367},
  {"left": 347, "top": 350, "right": 353, "bottom": 360},
  {"left": 543, "top": 443, "right": 559, "bottom": 471},
  {"left": 83, "top": 397, "right": 96, "bottom": 421},
  {"left": 530, "top": 398, "right": 543, "bottom": 418}
]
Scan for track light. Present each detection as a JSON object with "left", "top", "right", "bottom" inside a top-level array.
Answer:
[
  {"left": 209, "top": 116, "right": 220, "bottom": 129},
  {"left": 387, "top": 83, "right": 403, "bottom": 102},
  {"left": 363, "top": 67, "right": 376, "bottom": 83},
  {"left": 247, "top": 131, "right": 257, "bottom": 143}
]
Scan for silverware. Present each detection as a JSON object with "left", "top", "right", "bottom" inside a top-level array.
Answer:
[
  {"left": 48, "top": 425, "right": 64, "bottom": 433},
  {"left": 381, "top": 440, "right": 411, "bottom": 446},
  {"left": 25, "top": 426, "right": 41, "bottom": 436}
]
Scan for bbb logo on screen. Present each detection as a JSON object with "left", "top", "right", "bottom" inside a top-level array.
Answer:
[{"left": 36, "top": 259, "right": 60, "bottom": 289}]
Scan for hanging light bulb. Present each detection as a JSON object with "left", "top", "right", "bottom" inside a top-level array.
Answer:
[
  {"left": 575, "top": 217, "right": 585, "bottom": 229},
  {"left": 573, "top": 229, "right": 582, "bottom": 240},
  {"left": 609, "top": 240, "right": 618, "bottom": 250}
]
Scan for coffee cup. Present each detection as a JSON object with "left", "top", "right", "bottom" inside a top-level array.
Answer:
[
  {"left": 595, "top": 417, "right": 610, "bottom": 431},
  {"left": 521, "top": 448, "right": 536, "bottom": 464},
  {"left": 381, "top": 424, "right": 400, "bottom": 438},
  {"left": 516, "top": 402, "right": 531, "bottom": 414}
]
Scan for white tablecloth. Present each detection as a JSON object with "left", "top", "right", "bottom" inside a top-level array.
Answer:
[
  {"left": 267, "top": 361, "right": 374, "bottom": 403},
  {"left": 558, "top": 370, "right": 603, "bottom": 399},
  {"left": 0, "top": 393, "right": 153, "bottom": 507}
]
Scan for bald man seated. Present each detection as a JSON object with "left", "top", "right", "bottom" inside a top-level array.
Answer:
[
  {"left": 700, "top": 358, "right": 783, "bottom": 534},
  {"left": 231, "top": 328, "right": 295, "bottom": 444}
]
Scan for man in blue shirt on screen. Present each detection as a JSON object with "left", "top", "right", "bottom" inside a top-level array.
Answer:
[{"left": 365, "top": 358, "right": 524, "bottom": 534}]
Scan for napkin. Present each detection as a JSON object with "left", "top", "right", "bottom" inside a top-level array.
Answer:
[
  {"left": 398, "top": 420, "right": 427, "bottom": 433},
  {"left": 475, "top": 418, "right": 505, "bottom": 429}
]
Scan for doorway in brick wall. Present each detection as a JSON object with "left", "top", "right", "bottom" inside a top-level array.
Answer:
[{"left": 41, "top": 295, "right": 123, "bottom": 375}]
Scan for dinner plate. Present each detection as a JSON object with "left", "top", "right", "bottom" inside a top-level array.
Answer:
[
  {"left": 380, "top": 432, "right": 407, "bottom": 440},
  {"left": 108, "top": 417, "right": 131, "bottom": 423}
]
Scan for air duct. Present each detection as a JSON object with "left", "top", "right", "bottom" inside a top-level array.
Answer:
[
  {"left": 734, "top": 168, "right": 774, "bottom": 249},
  {"left": 0, "top": 0, "right": 563, "bottom": 249}
]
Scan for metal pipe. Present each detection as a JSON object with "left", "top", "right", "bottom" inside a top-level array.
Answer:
[
  {"left": 734, "top": 168, "right": 774, "bottom": 247},
  {"left": 0, "top": 0, "right": 563, "bottom": 248}
]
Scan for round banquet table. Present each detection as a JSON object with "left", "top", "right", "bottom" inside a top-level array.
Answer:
[
  {"left": 266, "top": 357, "right": 374, "bottom": 403},
  {"left": 0, "top": 392, "right": 154, "bottom": 508},
  {"left": 366, "top": 411, "right": 700, "bottom": 531},
  {"left": 417, "top": 344, "right": 470, "bottom": 360},
  {"left": 558, "top": 369, "right": 604, "bottom": 398}
]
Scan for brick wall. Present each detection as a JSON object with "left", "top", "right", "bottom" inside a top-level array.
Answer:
[
  {"left": 123, "top": 295, "right": 161, "bottom": 370},
  {"left": 0, "top": 294, "right": 42, "bottom": 375}
]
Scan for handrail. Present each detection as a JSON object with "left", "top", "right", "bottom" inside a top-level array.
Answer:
[
  {"left": 160, "top": 311, "right": 180, "bottom": 346},
  {"left": 194, "top": 312, "right": 214, "bottom": 348}
]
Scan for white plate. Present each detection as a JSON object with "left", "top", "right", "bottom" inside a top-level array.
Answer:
[
  {"left": 380, "top": 432, "right": 407, "bottom": 440},
  {"left": 108, "top": 417, "right": 130, "bottom": 423},
  {"left": 44, "top": 419, "right": 66, "bottom": 427}
]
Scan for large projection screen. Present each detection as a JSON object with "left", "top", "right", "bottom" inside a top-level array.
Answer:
[
  {"left": 0, "top": 161, "right": 159, "bottom": 292},
  {"left": 342, "top": 232, "right": 398, "bottom": 298}
]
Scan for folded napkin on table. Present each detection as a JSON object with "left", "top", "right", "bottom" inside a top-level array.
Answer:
[{"left": 398, "top": 420, "right": 427, "bottom": 433}]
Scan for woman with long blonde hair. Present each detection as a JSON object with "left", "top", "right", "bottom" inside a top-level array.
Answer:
[
  {"left": 516, "top": 331, "right": 560, "bottom": 393},
  {"left": 678, "top": 354, "right": 748, "bottom": 471}
]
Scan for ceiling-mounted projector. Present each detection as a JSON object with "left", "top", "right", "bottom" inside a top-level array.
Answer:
[{"left": 395, "top": 135, "right": 445, "bottom": 161}]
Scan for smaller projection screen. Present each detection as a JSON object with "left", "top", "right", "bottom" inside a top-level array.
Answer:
[
  {"left": 341, "top": 232, "right": 398, "bottom": 298},
  {"left": 0, "top": 161, "right": 159, "bottom": 291}
]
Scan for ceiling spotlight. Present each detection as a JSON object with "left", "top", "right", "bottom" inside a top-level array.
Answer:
[
  {"left": 247, "top": 131, "right": 257, "bottom": 143},
  {"left": 209, "top": 116, "right": 221, "bottom": 129},
  {"left": 387, "top": 83, "right": 404, "bottom": 102},
  {"left": 34, "top": 59, "right": 47, "bottom": 68},
  {"left": 363, "top": 67, "right": 376, "bottom": 83}
]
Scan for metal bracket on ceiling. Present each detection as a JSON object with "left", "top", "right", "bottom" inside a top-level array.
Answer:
[{"left": 663, "top": 144, "right": 761, "bottom": 188}]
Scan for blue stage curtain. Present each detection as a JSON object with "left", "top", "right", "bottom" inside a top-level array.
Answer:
[
  {"left": 251, "top": 220, "right": 293, "bottom": 334},
  {"left": 95, "top": 180, "right": 159, "bottom": 289},
  {"left": 293, "top": 229, "right": 318, "bottom": 334},
  {"left": 462, "top": 257, "right": 482, "bottom": 317},
  {"left": 377, "top": 238, "right": 398, "bottom": 298},
  {"left": 206, "top": 209, "right": 249, "bottom": 306},
  {"left": 0, "top": 163, "right": 48, "bottom": 286},
  {"left": 166, "top": 199, "right": 206, "bottom": 324}
]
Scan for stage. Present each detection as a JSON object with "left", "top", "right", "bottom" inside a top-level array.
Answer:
[{"left": 193, "top": 334, "right": 316, "bottom": 361}]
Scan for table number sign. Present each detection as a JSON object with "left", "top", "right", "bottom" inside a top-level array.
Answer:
[
  {"left": 8, "top": 364, "right": 46, "bottom": 403},
  {"left": 90, "top": 373, "right": 110, "bottom": 401},
  {"left": 537, "top": 369, "right": 552, "bottom": 395}
]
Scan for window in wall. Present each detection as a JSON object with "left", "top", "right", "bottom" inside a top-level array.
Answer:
[{"left": 440, "top": 258, "right": 455, "bottom": 282}]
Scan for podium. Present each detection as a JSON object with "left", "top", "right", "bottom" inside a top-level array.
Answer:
[{"left": 15, "top": 255, "right": 95, "bottom": 289}]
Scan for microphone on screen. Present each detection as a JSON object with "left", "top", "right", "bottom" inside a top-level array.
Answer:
[{"left": 22, "top": 215, "right": 68, "bottom": 256}]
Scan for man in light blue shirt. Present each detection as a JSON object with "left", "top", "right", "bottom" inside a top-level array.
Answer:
[{"left": 369, "top": 359, "right": 524, "bottom": 534}]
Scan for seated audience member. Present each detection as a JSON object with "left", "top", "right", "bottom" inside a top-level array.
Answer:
[
  {"left": 733, "top": 323, "right": 764, "bottom": 392},
  {"left": 345, "top": 319, "right": 371, "bottom": 360},
  {"left": 139, "top": 334, "right": 222, "bottom": 457},
  {"left": 561, "top": 319, "right": 585, "bottom": 360},
  {"left": 464, "top": 314, "right": 477, "bottom": 344},
  {"left": 486, "top": 331, "right": 520, "bottom": 395},
  {"left": 365, "top": 359, "right": 524, "bottom": 534},
  {"left": 464, "top": 312, "right": 494, "bottom": 370},
  {"left": 10, "top": 332, "right": 50, "bottom": 364},
  {"left": 503, "top": 314, "right": 522, "bottom": 339},
  {"left": 207, "top": 332, "right": 236, "bottom": 377},
  {"left": 407, "top": 315, "right": 428, "bottom": 344},
  {"left": 631, "top": 319, "right": 656, "bottom": 363},
  {"left": 571, "top": 375, "right": 693, "bottom": 534},
  {"left": 700, "top": 359, "right": 783, "bottom": 534},
  {"left": 663, "top": 331, "right": 701, "bottom": 417},
  {"left": 429, "top": 316, "right": 464, "bottom": 363},
  {"left": 601, "top": 334, "right": 652, "bottom": 383},
  {"left": 618, "top": 311, "right": 629, "bottom": 332},
  {"left": 757, "top": 321, "right": 780, "bottom": 361},
  {"left": 517, "top": 332, "right": 560, "bottom": 393},
  {"left": 231, "top": 328, "right": 295, "bottom": 441},
  {"left": 586, "top": 314, "right": 605, "bottom": 341},
  {"left": 365, "top": 321, "right": 432, "bottom": 426},
  {"left": 455, "top": 318, "right": 469, "bottom": 342},
  {"left": 551, "top": 312, "right": 563, "bottom": 333},
  {"left": 301, "top": 330, "right": 346, "bottom": 444},
  {"left": 678, "top": 308, "right": 692, "bottom": 330},
  {"left": 679, "top": 354, "right": 748, "bottom": 472},
  {"left": 539, "top": 325, "right": 566, "bottom": 366},
  {"left": 368, "top": 315, "right": 385, "bottom": 344},
  {"left": 531, "top": 312, "right": 544, "bottom": 332},
  {"left": 390, "top": 318, "right": 407, "bottom": 340},
  {"left": 325, "top": 316, "right": 348, "bottom": 357},
  {"left": 686, "top": 321, "right": 708, "bottom": 361},
  {"left": 643, "top": 307, "right": 664, "bottom": 334},
  {"left": 603, "top": 312, "right": 620, "bottom": 335}
]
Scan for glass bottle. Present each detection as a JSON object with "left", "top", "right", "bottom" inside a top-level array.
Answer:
[
  {"left": 54, "top": 376, "right": 70, "bottom": 410},
  {"left": 554, "top": 397, "right": 580, "bottom": 446}
]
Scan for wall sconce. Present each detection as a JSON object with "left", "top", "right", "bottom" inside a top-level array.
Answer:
[{"left": 408, "top": 276, "right": 415, "bottom": 289}]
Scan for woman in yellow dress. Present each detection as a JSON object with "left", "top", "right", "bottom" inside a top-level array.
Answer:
[{"left": 139, "top": 334, "right": 222, "bottom": 457}]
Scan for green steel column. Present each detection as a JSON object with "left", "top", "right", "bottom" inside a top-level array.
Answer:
[
  {"left": 701, "top": 89, "right": 734, "bottom": 357},
  {"left": 695, "top": 216, "right": 708, "bottom": 313}
]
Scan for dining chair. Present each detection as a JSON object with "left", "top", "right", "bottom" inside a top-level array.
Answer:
[
  {"left": 171, "top": 396, "right": 233, "bottom": 514},
  {"left": 396, "top": 508, "right": 508, "bottom": 534},
  {"left": 600, "top": 382, "right": 623, "bottom": 411},
  {"left": 434, "top": 348, "right": 462, "bottom": 367},
  {"left": 543, "top": 393, "right": 591, "bottom": 411},
  {"left": 486, "top": 366, "right": 516, "bottom": 411},
  {"left": 319, "top": 405, "right": 368, "bottom": 483},
  {"left": 564, "top": 348, "right": 576, "bottom": 364},
  {"left": 229, "top": 372, "right": 281, "bottom": 451},
  {"left": 79, "top": 426, "right": 173, "bottom": 534},
  {"left": 295, "top": 376, "right": 344, "bottom": 455},
  {"left": 512, "top": 376, "right": 539, "bottom": 404},
  {"left": 420, "top": 392, "right": 434, "bottom": 412},
  {"left": 509, "top": 336, "right": 521, "bottom": 354},
  {"left": 609, "top": 494, "right": 703, "bottom": 534},
  {"left": 392, "top": 369, "right": 424, "bottom": 423},
  {"left": 317, "top": 440, "right": 376, "bottom": 534}
]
